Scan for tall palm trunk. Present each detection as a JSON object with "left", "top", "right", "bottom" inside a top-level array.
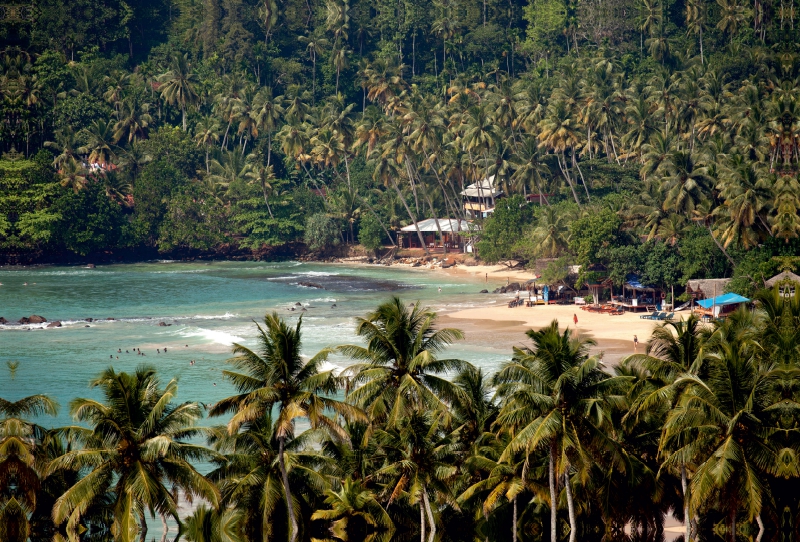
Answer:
[
  {"left": 564, "top": 469, "right": 577, "bottom": 542},
  {"left": 572, "top": 150, "right": 590, "bottom": 201},
  {"left": 182, "top": 105, "right": 187, "bottom": 132},
  {"left": 391, "top": 177, "right": 429, "bottom": 255},
  {"left": 681, "top": 465, "right": 690, "bottom": 542},
  {"left": 558, "top": 152, "right": 581, "bottom": 205},
  {"left": 422, "top": 487, "right": 436, "bottom": 538},
  {"left": 420, "top": 501, "right": 426, "bottom": 542},
  {"left": 550, "top": 445, "right": 558, "bottom": 542},
  {"left": 278, "top": 436, "right": 299, "bottom": 542},
  {"left": 513, "top": 495, "right": 518, "bottom": 542}
]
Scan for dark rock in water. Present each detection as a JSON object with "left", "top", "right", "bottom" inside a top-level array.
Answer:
[
  {"left": 480, "top": 289, "right": 489, "bottom": 294},
  {"left": 295, "top": 302, "right": 303, "bottom": 306},
  {"left": 106, "top": 317, "right": 115, "bottom": 321},
  {"left": 19, "top": 315, "right": 46, "bottom": 324},
  {"left": 158, "top": 321, "right": 169, "bottom": 326},
  {"left": 0, "top": 317, "right": 6, "bottom": 324},
  {"left": 47, "top": 321, "right": 62, "bottom": 328},
  {"left": 298, "top": 281, "right": 324, "bottom": 289},
  {"left": 87, "top": 263, "right": 96, "bottom": 268},
  {"left": 85, "top": 318, "right": 94, "bottom": 322},
  {"left": 84, "top": 325, "right": 90, "bottom": 328}
]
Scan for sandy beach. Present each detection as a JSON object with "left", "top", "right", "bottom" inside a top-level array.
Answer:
[{"left": 440, "top": 301, "right": 668, "bottom": 367}]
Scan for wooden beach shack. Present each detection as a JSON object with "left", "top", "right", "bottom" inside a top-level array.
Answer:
[
  {"left": 398, "top": 219, "right": 471, "bottom": 252},
  {"left": 693, "top": 293, "right": 750, "bottom": 319},
  {"left": 610, "top": 274, "right": 663, "bottom": 312}
]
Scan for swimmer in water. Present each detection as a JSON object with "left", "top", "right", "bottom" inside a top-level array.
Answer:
[
  {"left": 23, "top": 282, "right": 28, "bottom": 286},
  {"left": 126, "top": 350, "right": 129, "bottom": 353},
  {"left": 110, "top": 355, "right": 113, "bottom": 359},
  {"left": 118, "top": 349, "right": 121, "bottom": 353},
  {"left": 157, "top": 349, "right": 160, "bottom": 353},
  {"left": 438, "top": 286, "right": 442, "bottom": 292},
  {"left": 164, "top": 347, "right": 167, "bottom": 353},
  {"left": 186, "top": 345, "right": 188, "bottom": 348}
]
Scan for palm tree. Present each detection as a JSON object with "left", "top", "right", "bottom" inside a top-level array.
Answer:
[
  {"left": 373, "top": 410, "right": 459, "bottom": 541},
  {"left": 625, "top": 313, "right": 705, "bottom": 542},
  {"left": 79, "top": 119, "right": 116, "bottom": 167},
  {"left": 158, "top": 53, "right": 200, "bottom": 131},
  {"left": 340, "top": 297, "right": 471, "bottom": 427},
  {"left": 494, "top": 320, "right": 629, "bottom": 542},
  {"left": 244, "top": 153, "right": 276, "bottom": 218},
  {"left": 662, "top": 312, "right": 774, "bottom": 541},
  {"left": 207, "top": 414, "right": 335, "bottom": 540},
  {"left": 0, "top": 393, "right": 59, "bottom": 513},
  {"left": 194, "top": 115, "right": 221, "bottom": 173},
  {"left": 58, "top": 158, "right": 88, "bottom": 193},
  {"left": 311, "top": 478, "right": 394, "bottom": 536},
  {"left": 298, "top": 35, "right": 330, "bottom": 102},
  {"left": 538, "top": 100, "right": 584, "bottom": 205},
  {"left": 209, "top": 313, "right": 365, "bottom": 542},
  {"left": 49, "top": 366, "right": 219, "bottom": 538}
]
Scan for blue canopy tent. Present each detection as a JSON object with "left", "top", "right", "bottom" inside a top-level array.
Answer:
[{"left": 696, "top": 293, "right": 750, "bottom": 308}]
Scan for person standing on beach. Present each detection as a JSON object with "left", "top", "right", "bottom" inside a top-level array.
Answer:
[
  {"left": 634, "top": 335, "right": 639, "bottom": 351},
  {"left": 573, "top": 313, "right": 578, "bottom": 326}
]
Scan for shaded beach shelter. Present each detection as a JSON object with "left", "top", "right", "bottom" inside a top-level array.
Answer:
[{"left": 696, "top": 293, "right": 750, "bottom": 317}]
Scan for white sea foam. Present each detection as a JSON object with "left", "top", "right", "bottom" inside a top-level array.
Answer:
[
  {"left": 174, "top": 327, "right": 245, "bottom": 346},
  {"left": 295, "top": 271, "right": 340, "bottom": 277}
]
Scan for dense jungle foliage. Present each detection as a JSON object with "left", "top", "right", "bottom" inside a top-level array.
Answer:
[
  {"left": 5, "top": 293, "right": 800, "bottom": 542},
  {"left": 2, "top": 0, "right": 800, "bottom": 280}
]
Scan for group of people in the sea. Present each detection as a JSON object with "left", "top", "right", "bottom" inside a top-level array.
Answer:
[{"left": 288, "top": 302, "right": 338, "bottom": 311}]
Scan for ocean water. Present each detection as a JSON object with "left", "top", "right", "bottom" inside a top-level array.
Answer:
[
  {"left": 0, "top": 260, "right": 515, "bottom": 533},
  {"left": 0, "top": 261, "right": 513, "bottom": 427}
]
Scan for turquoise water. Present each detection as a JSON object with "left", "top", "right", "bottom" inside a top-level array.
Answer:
[
  {"left": 0, "top": 261, "right": 515, "bottom": 533},
  {"left": 0, "top": 260, "right": 510, "bottom": 430}
]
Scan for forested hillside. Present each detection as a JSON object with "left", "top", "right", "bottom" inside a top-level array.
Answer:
[{"left": 1, "top": 0, "right": 799, "bottom": 290}]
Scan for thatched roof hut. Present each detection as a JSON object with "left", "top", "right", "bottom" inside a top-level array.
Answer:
[{"left": 686, "top": 278, "right": 731, "bottom": 299}]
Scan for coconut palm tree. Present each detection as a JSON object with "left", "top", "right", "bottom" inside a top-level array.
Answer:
[
  {"left": 373, "top": 410, "right": 459, "bottom": 541},
  {"left": 494, "top": 320, "right": 629, "bottom": 542},
  {"left": 209, "top": 313, "right": 365, "bottom": 542},
  {"left": 625, "top": 313, "right": 705, "bottom": 542},
  {"left": 340, "top": 297, "right": 471, "bottom": 427},
  {"left": 311, "top": 478, "right": 394, "bottom": 536},
  {"left": 662, "top": 311, "right": 774, "bottom": 541},
  {"left": 49, "top": 366, "right": 219, "bottom": 538},
  {"left": 207, "top": 414, "right": 335, "bottom": 540},
  {"left": 158, "top": 53, "right": 200, "bottom": 131},
  {"left": 58, "top": 158, "right": 88, "bottom": 193}
]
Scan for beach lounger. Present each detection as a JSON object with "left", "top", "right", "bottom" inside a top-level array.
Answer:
[
  {"left": 660, "top": 312, "right": 674, "bottom": 321},
  {"left": 640, "top": 311, "right": 658, "bottom": 320}
]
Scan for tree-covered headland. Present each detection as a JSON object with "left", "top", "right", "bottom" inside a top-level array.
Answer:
[
  {"left": 5, "top": 294, "right": 800, "bottom": 541},
  {"left": 2, "top": 0, "right": 800, "bottom": 285}
]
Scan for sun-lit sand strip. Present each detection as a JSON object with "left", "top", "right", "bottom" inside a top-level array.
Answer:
[{"left": 443, "top": 302, "right": 670, "bottom": 366}]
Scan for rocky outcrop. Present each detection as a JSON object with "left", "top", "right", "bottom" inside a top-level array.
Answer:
[
  {"left": 441, "top": 257, "right": 456, "bottom": 269},
  {"left": 85, "top": 318, "right": 94, "bottom": 322},
  {"left": 298, "top": 281, "right": 324, "bottom": 289},
  {"left": 19, "top": 315, "right": 47, "bottom": 324},
  {"left": 0, "top": 317, "right": 6, "bottom": 324},
  {"left": 158, "top": 321, "right": 171, "bottom": 327},
  {"left": 479, "top": 289, "right": 489, "bottom": 294},
  {"left": 47, "top": 321, "right": 62, "bottom": 328},
  {"left": 493, "top": 282, "right": 522, "bottom": 294}
]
